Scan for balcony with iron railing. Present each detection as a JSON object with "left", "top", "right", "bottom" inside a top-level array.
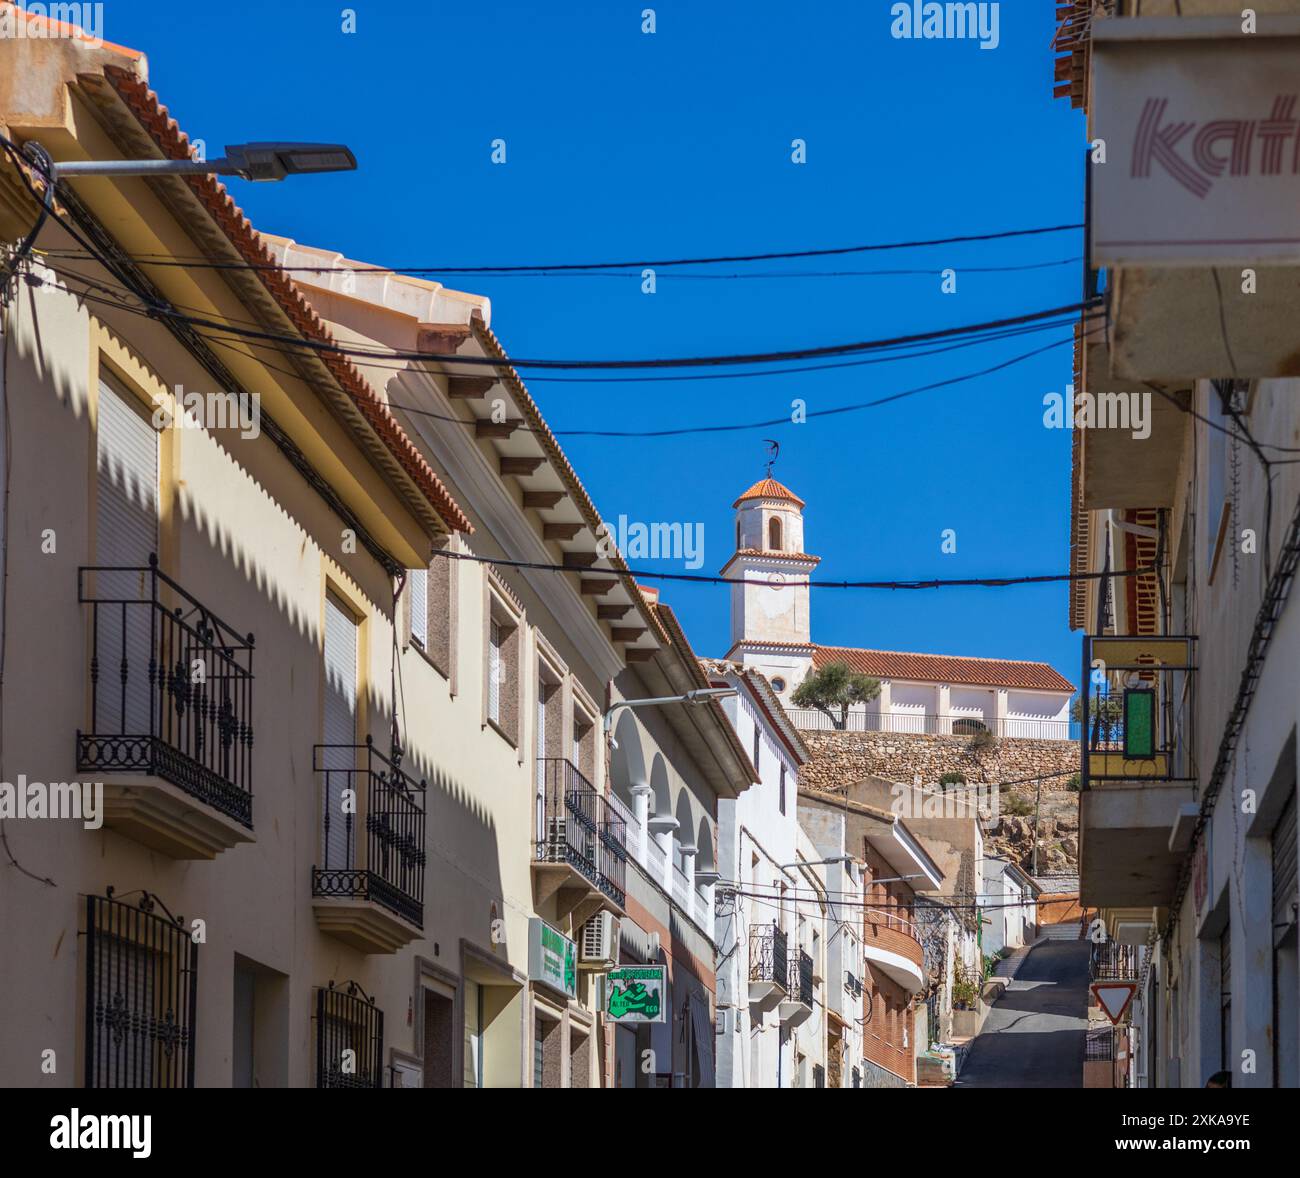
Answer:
[
  {"left": 748, "top": 922, "right": 788, "bottom": 1008},
  {"left": 863, "top": 907, "right": 925, "bottom": 994},
  {"left": 1079, "top": 634, "right": 1197, "bottom": 908},
  {"left": 780, "top": 948, "right": 815, "bottom": 1026},
  {"left": 77, "top": 557, "right": 255, "bottom": 858},
  {"left": 312, "top": 738, "right": 428, "bottom": 953},
  {"left": 533, "top": 758, "right": 627, "bottom": 916},
  {"left": 1090, "top": 940, "right": 1139, "bottom": 982}
]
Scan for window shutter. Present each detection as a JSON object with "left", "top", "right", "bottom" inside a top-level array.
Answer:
[
  {"left": 408, "top": 567, "right": 428, "bottom": 648},
  {"left": 95, "top": 378, "right": 159, "bottom": 736},
  {"left": 321, "top": 595, "right": 358, "bottom": 868},
  {"left": 1273, "top": 794, "right": 1298, "bottom": 941},
  {"left": 488, "top": 620, "right": 502, "bottom": 722}
]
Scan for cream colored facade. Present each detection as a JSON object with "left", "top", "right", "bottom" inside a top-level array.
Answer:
[{"left": 0, "top": 22, "right": 751, "bottom": 1088}]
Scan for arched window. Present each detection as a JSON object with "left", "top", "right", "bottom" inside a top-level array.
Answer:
[
  {"left": 768, "top": 516, "right": 783, "bottom": 551},
  {"left": 736, "top": 518, "right": 742, "bottom": 549}
]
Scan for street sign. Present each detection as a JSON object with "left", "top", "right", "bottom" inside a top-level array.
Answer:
[
  {"left": 603, "top": 964, "right": 666, "bottom": 1024},
  {"left": 528, "top": 918, "right": 577, "bottom": 1000},
  {"left": 1092, "top": 982, "right": 1137, "bottom": 1025}
]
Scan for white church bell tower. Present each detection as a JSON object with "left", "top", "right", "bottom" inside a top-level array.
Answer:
[{"left": 722, "top": 474, "right": 818, "bottom": 698}]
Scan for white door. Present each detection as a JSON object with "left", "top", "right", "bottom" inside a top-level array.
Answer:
[
  {"left": 95, "top": 377, "right": 159, "bottom": 736},
  {"left": 321, "top": 594, "right": 359, "bottom": 868}
]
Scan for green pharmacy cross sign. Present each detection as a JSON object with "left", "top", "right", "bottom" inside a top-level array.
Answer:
[{"left": 604, "top": 965, "right": 666, "bottom": 1024}]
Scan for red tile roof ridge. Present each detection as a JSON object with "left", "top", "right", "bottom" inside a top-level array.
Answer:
[
  {"left": 733, "top": 477, "right": 805, "bottom": 509},
  {"left": 99, "top": 66, "right": 472, "bottom": 536},
  {"left": 812, "top": 644, "right": 1073, "bottom": 693}
]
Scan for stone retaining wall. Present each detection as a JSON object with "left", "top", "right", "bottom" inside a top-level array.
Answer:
[{"left": 799, "top": 729, "right": 1079, "bottom": 790}]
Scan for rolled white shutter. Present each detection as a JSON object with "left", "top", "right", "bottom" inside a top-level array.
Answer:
[
  {"left": 488, "top": 620, "right": 501, "bottom": 722},
  {"left": 95, "top": 378, "right": 159, "bottom": 736},
  {"left": 409, "top": 567, "right": 428, "bottom": 648},
  {"left": 322, "top": 595, "right": 358, "bottom": 868}
]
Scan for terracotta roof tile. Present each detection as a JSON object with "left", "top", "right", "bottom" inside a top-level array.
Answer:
[
  {"left": 812, "top": 645, "right": 1074, "bottom": 693},
  {"left": 733, "top": 477, "right": 805, "bottom": 509},
  {"left": 100, "top": 66, "right": 472, "bottom": 536}
]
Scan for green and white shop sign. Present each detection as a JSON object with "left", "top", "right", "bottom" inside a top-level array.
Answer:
[
  {"left": 528, "top": 918, "right": 577, "bottom": 1000},
  {"left": 603, "top": 965, "right": 667, "bottom": 1024}
]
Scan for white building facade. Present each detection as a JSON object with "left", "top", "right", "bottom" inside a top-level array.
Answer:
[
  {"left": 703, "top": 660, "right": 831, "bottom": 1087},
  {"left": 722, "top": 477, "right": 1074, "bottom": 739}
]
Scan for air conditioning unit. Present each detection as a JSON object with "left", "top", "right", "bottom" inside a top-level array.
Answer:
[{"left": 579, "top": 911, "right": 619, "bottom": 967}]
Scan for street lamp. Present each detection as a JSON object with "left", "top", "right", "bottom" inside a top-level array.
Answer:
[
  {"left": 775, "top": 855, "right": 856, "bottom": 870},
  {"left": 603, "top": 687, "right": 737, "bottom": 748},
  {"left": 47, "top": 142, "right": 357, "bottom": 182}
]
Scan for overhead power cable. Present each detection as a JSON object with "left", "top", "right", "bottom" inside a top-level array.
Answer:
[
  {"left": 34, "top": 222, "right": 1084, "bottom": 275},
  {"left": 58, "top": 285, "right": 1105, "bottom": 372},
  {"left": 40, "top": 248, "right": 1083, "bottom": 281},
  {"left": 44, "top": 257, "right": 1088, "bottom": 389},
  {"left": 432, "top": 547, "right": 1158, "bottom": 591}
]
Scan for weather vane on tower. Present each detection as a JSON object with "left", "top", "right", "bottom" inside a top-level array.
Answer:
[{"left": 762, "top": 438, "right": 780, "bottom": 479}]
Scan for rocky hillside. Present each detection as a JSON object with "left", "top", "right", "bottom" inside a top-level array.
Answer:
[
  {"left": 798, "top": 728, "right": 1080, "bottom": 874},
  {"left": 984, "top": 787, "right": 1079, "bottom": 875}
]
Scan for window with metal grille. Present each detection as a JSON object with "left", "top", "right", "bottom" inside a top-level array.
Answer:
[
  {"left": 1085, "top": 1027, "right": 1115, "bottom": 1061},
  {"left": 314, "top": 983, "right": 383, "bottom": 1088},
  {"left": 84, "top": 890, "right": 197, "bottom": 1088},
  {"left": 779, "top": 763, "right": 786, "bottom": 815}
]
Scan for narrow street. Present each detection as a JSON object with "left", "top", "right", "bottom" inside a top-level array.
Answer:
[{"left": 953, "top": 938, "right": 1090, "bottom": 1089}]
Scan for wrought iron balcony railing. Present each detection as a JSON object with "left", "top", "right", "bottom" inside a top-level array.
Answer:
[
  {"left": 1080, "top": 634, "right": 1196, "bottom": 787},
  {"left": 77, "top": 557, "right": 255, "bottom": 827},
  {"left": 789, "top": 948, "right": 814, "bottom": 1007},
  {"left": 1090, "top": 940, "right": 1139, "bottom": 981},
  {"left": 749, "top": 922, "right": 788, "bottom": 987},
  {"left": 535, "top": 758, "right": 627, "bottom": 908},
  {"left": 313, "top": 739, "right": 428, "bottom": 928}
]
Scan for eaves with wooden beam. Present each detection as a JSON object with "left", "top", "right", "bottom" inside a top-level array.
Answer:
[
  {"left": 23, "top": 52, "right": 475, "bottom": 554},
  {"left": 629, "top": 597, "right": 758, "bottom": 801},
  {"left": 698, "top": 657, "right": 811, "bottom": 768},
  {"left": 259, "top": 235, "right": 664, "bottom": 665}
]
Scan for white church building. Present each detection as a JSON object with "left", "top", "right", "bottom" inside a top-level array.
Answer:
[{"left": 721, "top": 477, "right": 1074, "bottom": 739}]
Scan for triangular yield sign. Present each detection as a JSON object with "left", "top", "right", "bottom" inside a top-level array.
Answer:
[{"left": 1091, "top": 982, "right": 1136, "bottom": 1025}]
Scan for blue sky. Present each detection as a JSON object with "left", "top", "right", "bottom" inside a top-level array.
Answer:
[{"left": 95, "top": 0, "right": 1088, "bottom": 688}]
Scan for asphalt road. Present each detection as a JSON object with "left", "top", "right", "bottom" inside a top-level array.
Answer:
[{"left": 952, "top": 940, "right": 1090, "bottom": 1088}]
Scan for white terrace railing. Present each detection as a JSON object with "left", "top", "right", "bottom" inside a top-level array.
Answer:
[
  {"left": 783, "top": 708, "right": 1078, "bottom": 742},
  {"left": 606, "top": 788, "right": 712, "bottom": 931}
]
